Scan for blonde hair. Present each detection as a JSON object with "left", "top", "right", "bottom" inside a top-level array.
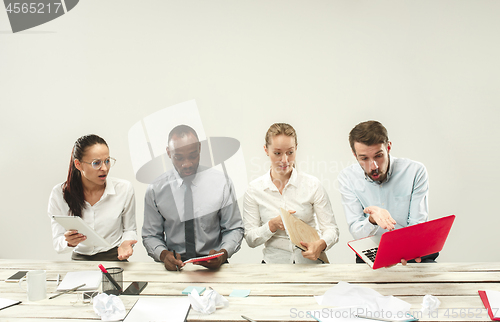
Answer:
[{"left": 265, "top": 123, "right": 298, "bottom": 147}]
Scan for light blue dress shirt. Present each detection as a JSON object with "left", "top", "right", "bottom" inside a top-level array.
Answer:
[
  {"left": 338, "top": 155, "right": 429, "bottom": 239},
  {"left": 142, "top": 166, "right": 244, "bottom": 262}
]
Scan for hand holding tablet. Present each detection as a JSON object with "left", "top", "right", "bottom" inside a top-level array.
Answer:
[{"left": 52, "top": 216, "right": 111, "bottom": 248}]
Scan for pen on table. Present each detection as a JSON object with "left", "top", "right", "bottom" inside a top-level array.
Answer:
[
  {"left": 49, "top": 283, "right": 86, "bottom": 299},
  {"left": 173, "top": 250, "right": 180, "bottom": 272},
  {"left": 98, "top": 264, "right": 122, "bottom": 293},
  {"left": 295, "top": 246, "right": 325, "bottom": 264},
  {"left": 241, "top": 315, "right": 257, "bottom": 322}
]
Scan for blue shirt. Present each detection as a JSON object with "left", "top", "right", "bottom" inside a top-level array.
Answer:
[
  {"left": 338, "top": 155, "right": 429, "bottom": 239},
  {"left": 142, "top": 166, "right": 244, "bottom": 262}
]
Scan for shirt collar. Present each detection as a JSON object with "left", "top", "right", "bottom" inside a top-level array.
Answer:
[
  {"left": 288, "top": 168, "right": 298, "bottom": 187},
  {"left": 172, "top": 167, "right": 200, "bottom": 188},
  {"left": 264, "top": 167, "right": 298, "bottom": 191},
  {"left": 102, "top": 177, "right": 116, "bottom": 197},
  {"left": 386, "top": 154, "right": 394, "bottom": 181}
]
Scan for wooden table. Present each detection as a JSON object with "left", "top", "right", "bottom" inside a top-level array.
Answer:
[{"left": 0, "top": 260, "right": 499, "bottom": 321}]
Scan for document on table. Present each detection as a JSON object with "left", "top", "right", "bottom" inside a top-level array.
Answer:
[
  {"left": 123, "top": 297, "right": 191, "bottom": 322},
  {"left": 479, "top": 290, "right": 500, "bottom": 321},
  {"left": 0, "top": 298, "right": 21, "bottom": 310},
  {"left": 57, "top": 271, "right": 102, "bottom": 291}
]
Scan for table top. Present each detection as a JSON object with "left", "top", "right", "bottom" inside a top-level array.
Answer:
[{"left": 0, "top": 259, "right": 499, "bottom": 322}]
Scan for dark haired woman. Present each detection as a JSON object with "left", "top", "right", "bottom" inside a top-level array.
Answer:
[{"left": 48, "top": 135, "right": 137, "bottom": 261}]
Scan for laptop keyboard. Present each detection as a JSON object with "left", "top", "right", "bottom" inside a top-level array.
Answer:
[{"left": 362, "top": 247, "right": 378, "bottom": 262}]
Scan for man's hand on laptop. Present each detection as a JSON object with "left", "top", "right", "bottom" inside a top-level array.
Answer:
[
  {"left": 401, "top": 257, "right": 422, "bottom": 266},
  {"left": 364, "top": 206, "right": 396, "bottom": 231}
]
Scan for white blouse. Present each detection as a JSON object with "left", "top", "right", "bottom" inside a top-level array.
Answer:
[
  {"left": 243, "top": 169, "right": 339, "bottom": 264},
  {"left": 48, "top": 177, "right": 137, "bottom": 255}
]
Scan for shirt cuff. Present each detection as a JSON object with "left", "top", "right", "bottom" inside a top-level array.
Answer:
[
  {"left": 366, "top": 218, "right": 379, "bottom": 234},
  {"left": 263, "top": 221, "right": 277, "bottom": 238},
  {"left": 154, "top": 245, "right": 168, "bottom": 263},
  {"left": 55, "top": 238, "right": 73, "bottom": 254},
  {"left": 121, "top": 231, "right": 138, "bottom": 243},
  {"left": 220, "top": 242, "right": 235, "bottom": 258},
  {"left": 322, "top": 235, "right": 336, "bottom": 251}
]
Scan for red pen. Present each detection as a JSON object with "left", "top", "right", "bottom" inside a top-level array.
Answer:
[{"left": 98, "top": 264, "right": 122, "bottom": 293}]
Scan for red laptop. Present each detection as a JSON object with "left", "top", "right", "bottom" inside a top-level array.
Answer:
[{"left": 348, "top": 215, "right": 455, "bottom": 269}]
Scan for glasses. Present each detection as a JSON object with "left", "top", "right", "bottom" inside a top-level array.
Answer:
[{"left": 80, "top": 157, "right": 116, "bottom": 170}]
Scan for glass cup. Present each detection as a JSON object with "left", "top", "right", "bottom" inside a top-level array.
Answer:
[{"left": 102, "top": 267, "right": 123, "bottom": 295}]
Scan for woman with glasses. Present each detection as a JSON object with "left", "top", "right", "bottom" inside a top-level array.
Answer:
[{"left": 48, "top": 134, "right": 137, "bottom": 261}]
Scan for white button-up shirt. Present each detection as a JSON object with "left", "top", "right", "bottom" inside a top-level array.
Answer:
[
  {"left": 243, "top": 169, "right": 339, "bottom": 264},
  {"left": 338, "top": 155, "right": 429, "bottom": 240},
  {"left": 48, "top": 177, "right": 137, "bottom": 255}
]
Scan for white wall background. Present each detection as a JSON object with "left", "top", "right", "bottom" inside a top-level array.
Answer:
[{"left": 1, "top": 1, "right": 499, "bottom": 264}]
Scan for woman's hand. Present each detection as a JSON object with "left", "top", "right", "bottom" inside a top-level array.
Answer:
[
  {"left": 268, "top": 210, "right": 295, "bottom": 233},
  {"left": 64, "top": 230, "right": 86, "bottom": 247},
  {"left": 117, "top": 240, "right": 137, "bottom": 260},
  {"left": 299, "top": 240, "right": 326, "bottom": 261}
]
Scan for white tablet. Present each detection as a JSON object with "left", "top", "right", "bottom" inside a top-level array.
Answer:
[{"left": 52, "top": 216, "right": 112, "bottom": 248}]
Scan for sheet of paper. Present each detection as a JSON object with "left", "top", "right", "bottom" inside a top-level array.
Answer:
[
  {"left": 0, "top": 298, "right": 21, "bottom": 310},
  {"left": 57, "top": 271, "right": 102, "bottom": 291},
  {"left": 315, "top": 281, "right": 412, "bottom": 321},
  {"left": 124, "top": 297, "right": 191, "bottom": 322},
  {"left": 486, "top": 290, "right": 500, "bottom": 318}
]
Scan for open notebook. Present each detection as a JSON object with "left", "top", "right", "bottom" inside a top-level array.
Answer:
[{"left": 57, "top": 271, "right": 102, "bottom": 291}]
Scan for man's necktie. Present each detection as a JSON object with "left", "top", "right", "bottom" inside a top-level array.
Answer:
[{"left": 184, "top": 180, "right": 196, "bottom": 259}]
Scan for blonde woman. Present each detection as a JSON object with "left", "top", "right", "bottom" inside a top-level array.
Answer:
[{"left": 243, "top": 123, "right": 339, "bottom": 264}]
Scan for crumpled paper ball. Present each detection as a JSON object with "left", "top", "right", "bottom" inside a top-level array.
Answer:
[
  {"left": 188, "top": 288, "right": 228, "bottom": 314},
  {"left": 421, "top": 294, "right": 441, "bottom": 314},
  {"left": 93, "top": 293, "right": 126, "bottom": 321}
]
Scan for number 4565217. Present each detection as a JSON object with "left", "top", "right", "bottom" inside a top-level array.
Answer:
[{"left": 6, "top": 3, "right": 62, "bottom": 14}]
